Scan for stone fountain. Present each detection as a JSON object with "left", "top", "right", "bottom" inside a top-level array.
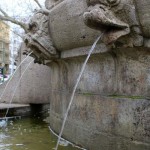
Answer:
[{"left": 23, "top": 0, "right": 150, "bottom": 149}]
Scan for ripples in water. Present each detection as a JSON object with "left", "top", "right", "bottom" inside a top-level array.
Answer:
[{"left": 0, "top": 117, "right": 79, "bottom": 150}]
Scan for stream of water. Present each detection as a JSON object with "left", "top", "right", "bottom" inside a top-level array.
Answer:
[
  {"left": 5, "top": 59, "right": 34, "bottom": 119},
  {"left": 55, "top": 33, "right": 104, "bottom": 150},
  {"left": 0, "top": 117, "right": 79, "bottom": 150},
  {"left": 0, "top": 51, "right": 33, "bottom": 101}
]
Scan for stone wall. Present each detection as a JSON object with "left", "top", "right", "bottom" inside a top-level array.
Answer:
[{"left": 48, "top": 48, "right": 150, "bottom": 149}]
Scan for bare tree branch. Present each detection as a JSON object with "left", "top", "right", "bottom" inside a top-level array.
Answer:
[
  {"left": 0, "top": 4, "right": 28, "bottom": 32},
  {"left": 0, "top": 7, "right": 9, "bottom": 17},
  {"left": 10, "top": 29, "right": 23, "bottom": 39},
  {"left": 33, "top": 0, "right": 42, "bottom": 8},
  {"left": 0, "top": 15, "right": 28, "bottom": 33},
  {"left": 0, "top": 0, "right": 45, "bottom": 33}
]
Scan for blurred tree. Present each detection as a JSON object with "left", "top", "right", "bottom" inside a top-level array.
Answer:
[
  {"left": 0, "top": 0, "right": 44, "bottom": 33},
  {"left": 0, "top": 0, "right": 46, "bottom": 74}
]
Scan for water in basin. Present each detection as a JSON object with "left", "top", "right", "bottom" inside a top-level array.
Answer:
[{"left": 0, "top": 117, "right": 79, "bottom": 150}]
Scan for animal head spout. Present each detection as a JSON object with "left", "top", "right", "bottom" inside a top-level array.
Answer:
[
  {"left": 23, "top": 12, "right": 59, "bottom": 65},
  {"left": 83, "top": 0, "right": 145, "bottom": 47}
]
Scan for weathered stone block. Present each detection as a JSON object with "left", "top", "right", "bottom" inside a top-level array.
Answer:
[{"left": 49, "top": 0, "right": 101, "bottom": 51}]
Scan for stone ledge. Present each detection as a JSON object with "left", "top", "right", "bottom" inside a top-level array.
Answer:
[
  {"left": 0, "top": 103, "right": 30, "bottom": 109},
  {"left": 61, "top": 43, "right": 109, "bottom": 59}
]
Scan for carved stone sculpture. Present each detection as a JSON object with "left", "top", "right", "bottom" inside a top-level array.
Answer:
[
  {"left": 83, "top": 0, "right": 144, "bottom": 47},
  {"left": 45, "top": 0, "right": 64, "bottom": 10},
  {"left": 24, "top": 12, "right": 59, "bottom": 64},
  {"left": 24, "top": 0, "right": 150, "bottom": 64},
  {"left": 134, "top": 0, "right": 150, "bottom": 47}
]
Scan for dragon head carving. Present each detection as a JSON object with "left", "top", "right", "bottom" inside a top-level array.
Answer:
[
  {"left": 24, "top": 12, "right": 59, "bottom": 64},
  {"left": 83, "top": 0, "right": 144, "bottom": 47}
]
